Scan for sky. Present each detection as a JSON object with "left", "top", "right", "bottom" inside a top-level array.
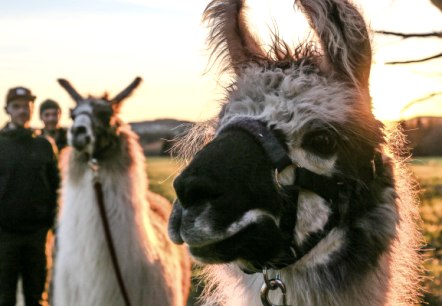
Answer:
[{"left": 0, "top": 0, "right": 441, "bottom": 128}]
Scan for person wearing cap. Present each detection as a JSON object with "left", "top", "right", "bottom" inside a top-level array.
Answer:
[
  {"left": 0, "top": 86, "right": 60, "bottom": 306},
  {"left": 38, "top": 99, "right": 67, "bottom": 154}
]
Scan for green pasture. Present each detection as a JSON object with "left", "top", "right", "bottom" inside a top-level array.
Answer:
[
  {"left": 146, "top": 156, "right": 442, "bottom": 305},
  {"left": 145, "top": 156, "right": 182, "bottom": 203},
  {"left": 410, "top": 157, "right": 442, "bottom": 304}
]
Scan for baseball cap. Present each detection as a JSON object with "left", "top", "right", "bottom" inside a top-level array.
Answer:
[{"left": 6, "top": 86, "right": 36, "bottom": 105}]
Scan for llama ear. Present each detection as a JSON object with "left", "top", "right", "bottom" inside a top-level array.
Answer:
[
  {"left": 110, "top": 77, "right": 142, "bottom": 106},
  {"left": 203, "top": 0, "right": 266, "bottom": 76},
  {"left": 297, "top": 0, "right": 372, "bottom": 88},
  {"left": 58, "top": 79, "right": 84, "bottom": 103}
]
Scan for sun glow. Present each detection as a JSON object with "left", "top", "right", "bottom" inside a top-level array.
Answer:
[
  {"left": 0, "top": 0, "right": 441, "bottom": 127},
  {"left": 370, "top": 61, "right": 442, "bottom": 121},
  {"left": 244, "top": 0, "right": 442, "bottom": 123},
  {"left": 370, "top": 64, "right": 418, "bottom": 121}
]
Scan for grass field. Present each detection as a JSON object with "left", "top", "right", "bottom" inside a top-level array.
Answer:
[
  {"left": 145, "top": 156, "right": 182, "bottom": 203},
  {"left": 146, "top": 156, "right": 442, "bottom": 305},
  {"left": 409, "top": 157, "right": 442, "bottom": 304}
]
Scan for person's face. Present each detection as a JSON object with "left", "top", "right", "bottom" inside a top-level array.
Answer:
[
  {"left": 40, "top": 108, "right": 61, "bottom": 131},
  {"left": 5, "top": 99, "right": 33, "bottom": 128}
]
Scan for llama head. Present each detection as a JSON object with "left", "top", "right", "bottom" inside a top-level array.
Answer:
[
  {"left": 169, "top": 0, "right": 389, "bottom": 273},
  {"left": 58, "top": 77, "right": 142, "bottom": 157}
]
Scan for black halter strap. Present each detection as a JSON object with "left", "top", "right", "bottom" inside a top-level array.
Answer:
[
  {"left": 72, "top": 110, "right": 94, "bottom": 121},
  {"left": 218, "top": 117, "right": 380, "bottom": 270},
  {"left": 71, "top": 110, "right": 116, "bottom": 159},
  {"left": 217, "top": 118, "right": 292, "bottom": 172},
  {"left": 218, "top": 117, "right": 343, "bottom": 203}
]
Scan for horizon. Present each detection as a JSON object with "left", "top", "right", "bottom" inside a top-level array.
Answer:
[
  {"left": 1, "top": 0, "right": 441, "bottom": 129},
  {"left": 125, "top": 114, "right": 442, "bottom": 126}
]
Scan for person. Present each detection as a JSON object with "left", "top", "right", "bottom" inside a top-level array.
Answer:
[
  {"left": 0, "top": 86, "right": 60, "bottom": 306},
  {"left": 38, "top": 99, "right": 67, "bottom": 154}
]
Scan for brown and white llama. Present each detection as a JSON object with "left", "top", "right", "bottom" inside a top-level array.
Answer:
[
  {"left": 168, "top": 0, "right": 423, "bottom": 305},
  {"left": 53, "top": 77, "right": 191, "bottom": 306}
]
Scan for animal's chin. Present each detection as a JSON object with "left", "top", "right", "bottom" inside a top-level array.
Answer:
[
  {"left": 70, "top": 135, "right": 92, "bottom": 152},
  {"left": 185, "top": 218, "right": 288, "bottom": 269},
  {"left": 169, "top": 201, "right": 294, "bottom": 269}
]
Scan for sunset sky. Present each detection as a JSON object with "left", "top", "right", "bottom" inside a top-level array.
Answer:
[{"left": 0, "top": 0, "right": 441, "bottom": 128}]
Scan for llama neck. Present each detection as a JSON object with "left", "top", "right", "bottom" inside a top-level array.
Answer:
[
  {"left": 201, "top": 254, "right": 391, "bottom": 306},
  {"left": 63, "top": 125, "right": 157, "bottom": 244},
  {"left": 66, "top": 126, "right": 147, "bottom": 188}
]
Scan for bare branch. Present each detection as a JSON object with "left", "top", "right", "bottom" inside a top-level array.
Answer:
[
  {"left": 385, "top": 51, "right": 442, "bottom": 65},
  {"left": 376, "top": 30, "right": 442, "bottom": 39},
  {"left": 401, "top": 92, "right": 442, "bottom": 116},
  {"left": 431, "top": 0, "right": 442, "bottom": 12}
]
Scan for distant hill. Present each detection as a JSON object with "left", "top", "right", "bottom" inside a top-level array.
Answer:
[
  {"left": 130, "top": 119, "right": 193, "bottom": 156},
  {"left": 129, "top": 116, "right": 442, "bottom": 157},
  {"left": 401, "top": 116, "right": 442, "bottom": 156}
]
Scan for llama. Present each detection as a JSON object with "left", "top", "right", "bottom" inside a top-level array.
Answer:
[
  {"left": 168, "top": 0, "right": 423, "bottom": 305},
  {"left": 53, "top": 77, "right": 191, "bottom": 306}
]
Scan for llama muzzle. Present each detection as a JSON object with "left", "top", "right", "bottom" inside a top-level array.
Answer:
[{"left": 168, "top": 200, "right": 184, "bottom": 244}]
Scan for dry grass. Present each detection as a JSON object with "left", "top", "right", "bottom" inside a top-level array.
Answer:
[
  {"left": 409, "top": 157, "right": 442, "bottom": 305},
  {"left": 145, "top": 156, "right": 182, "bottom": 203}
]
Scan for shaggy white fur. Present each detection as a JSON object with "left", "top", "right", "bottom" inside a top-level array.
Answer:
[{"left": 53, "top": 125, "right": 190, "bottom": 306}]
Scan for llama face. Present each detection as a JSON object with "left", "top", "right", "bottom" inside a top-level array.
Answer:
[
  {"left": 172, "top": 129, "right": 288, "bottom": 269},
  {"left": 58, "top": 77, "right": 142, "bottom": 158},
  {"left": 169, "top": 65, "right": 382, "bottom": 271},
  {"left": 168, "top": 0, "right": 386, "bottom": 272},
  {"left": 69, "top": 99, "right": 113, "bottom": 155}
]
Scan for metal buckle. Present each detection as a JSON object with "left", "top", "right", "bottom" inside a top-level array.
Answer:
[
  {"left": 274, "top": 163, "right": 298, "bottom": 188},
  {"left": 88, "top": 158, "right": 99, "bottom": 182},
  {"left": 260, "top": 267, "right": 291, "bottom": 306}
]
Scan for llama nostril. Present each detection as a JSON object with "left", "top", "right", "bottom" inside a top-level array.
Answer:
[
  {"left": 168, "top": 200, "right": 184, "bottom": 244},
  {"left": 71, "top": 126, "right": 91, "bottom": 150},
  {"left": 73, "top": 126, "right": 87, "bottom": 136},
  {"left": 173, "top": 175, "right": 221, "bottom": 208}
]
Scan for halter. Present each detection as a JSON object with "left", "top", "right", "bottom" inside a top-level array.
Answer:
[
  {"left": 217, "top": 117, "right": 383, "bottom": 271},
  {"left": 71, "top": 109, "right": 117, "bottom": 159}
]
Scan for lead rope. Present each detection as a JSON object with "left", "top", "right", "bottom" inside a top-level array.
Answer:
[
  {"left": 260, "top": 267, "right": 292, "bottom": 306},
  {"left": 89, "top": 158, "right": 132, "bottom": 306}
]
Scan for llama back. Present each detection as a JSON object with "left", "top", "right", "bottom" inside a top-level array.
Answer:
[{"left": 148, "top": 190, "right": 192, "bottom": 306}]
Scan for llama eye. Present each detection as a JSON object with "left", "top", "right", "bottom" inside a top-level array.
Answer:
[{"left": 304, "top": 131, "right": 337, "bottom": 156}]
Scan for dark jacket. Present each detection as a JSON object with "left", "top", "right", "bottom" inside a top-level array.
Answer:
[
  {"left": 0, "top": 125, "right": 60, "bottom": 233},
  {"left": 39, "top": 127, "right": 68, "bottom": 153}
]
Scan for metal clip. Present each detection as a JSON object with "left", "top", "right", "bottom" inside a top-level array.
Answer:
[
  {"left": 260, "top": 267, "right": 291, "bottom": 306},
  {"left": 88, "top": 158, "right": 100, "bottom": 182}
]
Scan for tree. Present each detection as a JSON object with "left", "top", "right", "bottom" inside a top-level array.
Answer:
[
  {"left": 376, "top": 0, "right": 442, "bottom": 64},
  {"left": 431, "top": 0, "right": 442, "bottom": 12}
]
